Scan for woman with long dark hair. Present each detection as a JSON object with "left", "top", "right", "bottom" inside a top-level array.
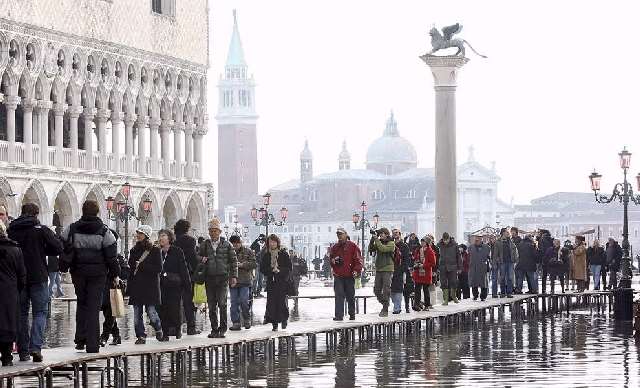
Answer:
[
  {"left": 157, "top": 229, "right": 191, "bottom": 340},
  {"left": 260, "top": 234, "right": 292, "bottom": 331}
]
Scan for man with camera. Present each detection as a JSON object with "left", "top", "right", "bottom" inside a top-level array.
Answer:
[
  {"left": 330, "top": 227, "right": 362, "bottom": 321},
  {"left": 368, "top": 227, "right": 396, "bottom": 317},
  {"left": 250, "top": 234, "right": 266, "bottom": 298}
]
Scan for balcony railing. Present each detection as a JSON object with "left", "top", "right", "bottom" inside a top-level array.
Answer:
[{"left": 63, "top": 149, "right": 73, "bottom": 168}]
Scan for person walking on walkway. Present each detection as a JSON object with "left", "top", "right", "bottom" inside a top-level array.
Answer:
[
  {"left": 0, "top": 221, "right": 26, "bottom": 366},
  {"left": 8, "top": 203, "right": 63, "bottom": 362},
  {"left": 456, "top": 244, "right": 471, "bottom": 300},
  {"left": 511, "top": 227, "right": 525, "bottom": 294},
  {"left": 250, "top": 234, "right": 266, "bottom": 298},
  {"left": 493, "top": 228, "right": 519, "bottom": 298},
  {"left": 157, "top": 229, "right": 191, "bottom": 340},
  {"left": 537, "top": 230, "right": 554, "bottom": 294},
  {"left": 606, "top": 238, "right": 622, "bottom": 289},
  {"left": 330, "top": 227, "right": 362, "bottom": 321},
  {"left": 127, "top": 225, "right": 166, "bottom": 344},
  {"left": 488, "top": 235, "right": 501, "bottom": 298},
  {"left": 412, "top": 237, "right": 436, "bottom": 310},
  {"left": 47, "top": 227, "right": 65, "bottom": 298},
  {"left": 468, "top": 235, "right": 491, "bottom": 301},
  {"left": 369, "top": 228, "right": 396, "bottom": 317},
  {"left": 572, "top": 236, "right": 588, "bottom": 292},
  {"left": 61, "top": 200, "right": 120, "bottom": 353},
  {"left": 290, "top": 250, "right": 305, "bottom": 296},
  {"left": 546, "top": 239, "right": 566, "bottom": 294},
  {"left": 100, "top": 252, "right": 127, "bottom": 347},
  {"left": 438, "top": 232, "right": 461, "bottom": 305},
  {"left": 516, "top": 234, "right": 539, "bottom": 294},
  {"left": 229, "top": 235, "right": 256, "bottom": 330},
  {"left": 199, "top": 218, "right": 238, "bottom": 339},
  {"left": 173, "top": 219, "right": 200, "bottom": 335},
  {"left": 587, "top": 240, "right": 606, "bottom": 290},
  {"left": 260, "top": 234, "right": 292, "bottom": 331},
  {"left": 391, "top": 229, "right": 413, "bottom": 314}
]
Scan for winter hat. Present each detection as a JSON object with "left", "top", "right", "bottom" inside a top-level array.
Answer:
[
  {"left": 336, "top": 227, "right": 347, "bottom": 235},
  {"left": 135, "top": 225, "right": 153, "bottom": 239},
  {"left": 208, "top": 218, "right": 222, "bottom": 231},
  {"left": 378, "top": 227, "right": 390, "bottom": 236}
]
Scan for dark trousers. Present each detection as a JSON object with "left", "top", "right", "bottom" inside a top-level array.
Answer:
[
  {"left": 183, "top": 283, "right": 196, "bottom": 330},
  {"left": 205, "top": 277, "right": 228, "bottom": 332},
  {"left": 472, "top": 287, "right": 488, "bottom": 300},
  {"left": 72, "top": 274, "right": 106, "bottom": 352},
  {"left": 541, "top": 268, "right": 549, "bottom": 293},
  {"left": 0, "top": 342, "right": 12, "bottom": 365},
  {"left": 457, "top": 272, "right": 470, "bottom": 299},
  {"left": 440, "top": 270, "right": 458, "bottom": 289},
  {"left": 333, "top": 276, "right": 355, "bottom": 319},
  {"left": 601, "top": 267, "right": 608, "bottom": 289},
  {"left": 101, "top": 304, "right": 119, "bottom": 338},
  {"left": 609, "top": 270, "right": 618, "bottom": 289},
  {"left": 414, "top": 283, "right": 431, "bottom": 307},
  {"left": 549, "top": 274, "right": 565, "bottom": 293}
]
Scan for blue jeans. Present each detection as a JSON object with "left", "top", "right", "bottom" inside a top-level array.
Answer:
[
  {"left": 253, "top": 268, "right": 264, "bottom": 295},
  {"left": 229, "top": 286, "right": 251, "bottom": 324},
  {"left": 515, "top": 268, "right": 525, "bottom": 292},
  {"left": 491, "top": 265, "right": 501, "bottom": 296},
  {"left": 524, "top": 271, "right": 538, "bottom": 293},
  {"left": 590, "top": 265, "right": 602, "bottom": 290},
  {"left": 18, "top": 282, "right": 50, "bottom": 355},
  {"left": 133, "top": 305, "right": 162, "bottom": 338},
  {"left": 500, "top": 262, "right": 515, "bottom": 296},
  {"left": 48, "top": 272, "right": 64, "bottom": 298},
  {"left": 391, "top": 292, "right": 403, "bottom": 313}
]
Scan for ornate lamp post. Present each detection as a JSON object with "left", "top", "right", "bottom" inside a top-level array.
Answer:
[
  {"left": 352, "top": 201, "right": 380, "bottom": 265},
  {"left": 106, "top": 182, "right": 153, "bottom": 260},
  {"left": 250, "top": 192, "right": 288, "bottom": 236},
  {"left": 224, "top": 214, "right": 249, "bottom": 238},
  {"left": 589, "top": 147, "right": 640, "bottom": 320}
]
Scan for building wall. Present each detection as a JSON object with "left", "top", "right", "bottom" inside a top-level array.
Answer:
[
  {"left": 0, "top": 0, "right": 209, "bottom": 66},
  {"left": 217, "top": 123, "right": 258, "bottom": 210}
]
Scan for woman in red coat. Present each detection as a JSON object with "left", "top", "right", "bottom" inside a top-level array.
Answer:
[{"left": 412, "top": 237, "right": 437, "bottom": 311}]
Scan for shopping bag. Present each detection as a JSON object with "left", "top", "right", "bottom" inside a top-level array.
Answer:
[
  {"left": 109, "top": 288, "right": 126, "bottom": 318},
  {"left": 193, "top": 283, "right": 207, "bottom": 305},
  {"left": 355, "top": 277, "right": 362, "bottom": 289}
]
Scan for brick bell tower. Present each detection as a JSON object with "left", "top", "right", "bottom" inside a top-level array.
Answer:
[{"left": 216, "top": 10, "right": 259, "bottom": 212}]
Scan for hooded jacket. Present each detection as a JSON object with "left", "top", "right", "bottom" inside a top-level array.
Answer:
[
  {"left": 8, "top": 216, "right": 64, "bottom": 284},
  {"left": 437, "top": 238, "right": 462, "bottom": 272},
  {"left": 62, "top": 216, "right": 119, "bottom": 278}
]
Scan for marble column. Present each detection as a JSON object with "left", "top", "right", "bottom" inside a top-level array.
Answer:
[
  {"left": 111, "top": 110, "right": 122, "bottom": 173},
  {"left": 421, "top": 55, "right": 468, "bottom": 238},
  {"left": 84, "top": 108, "right": 96, "bottom": 170},
  {"left": 37, "top": 100, "right": 53, "bottom": 167},
  {"left": 5, "top": 95, "right": 19, "bottom": 163},
  {"left": 96, "top": 109, "right": 109, "bottom": 171},
  {"left": 68, "top": 105, "right": 83, "bottom": 169},
  {"left": 148, "top": 117, "right": 160, "bottom": 175},
  {"left": 53, "top": 103, "right": 65, "bottom": 168},
  {"left": 194, "top": 131, "right": 203, "bottom": 180},
  {"left": 160, "top": 119, "right": 173, "bottom": 178},
  {"left": 184, "top": 123, "right": 194, "bottom": 180},
  {"left": 124, "top": 113, "right": 137, "bottom": 174},
  {"left": 22, "top": 99, "right": 35, "bottom": 165},
  {"left": 174, "top": 122, "right": 184, "bottom": 179},
  {"left": 137, "top": 115, "right": 149, "bottom": 175}
]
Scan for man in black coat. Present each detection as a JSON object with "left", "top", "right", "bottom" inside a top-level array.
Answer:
[
  {"left": 61, "top": 200, "right": 119, "bottom": 354},
  {"left": 606, "top": 238, "right": 623, "bottom": 289},
  {"left": 516, "top": 235, "right": 539, "bottom": 294},
  {"left": 536, "top": 229, "right": 554, "bottom": 294},
  {"left": 173, "top": 219, "right": 200, "bottom": 335},
  {"left": 8, "top": 203, "right": 63, "bottom": 362}
]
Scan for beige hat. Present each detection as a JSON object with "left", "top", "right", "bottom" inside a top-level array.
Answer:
[
  {"left": 336, "top": 227, "right": 347, "bottom": 235},
  {"left": 208, "top": 218, "right": 222, "bottom": 231},
  {"left": 135, "top": 225, "right": 152, "bottom": 239}
]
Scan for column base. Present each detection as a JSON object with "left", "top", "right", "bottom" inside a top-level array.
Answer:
[{"left": 614, "top": 288, "right": 634, "bottom": 320}]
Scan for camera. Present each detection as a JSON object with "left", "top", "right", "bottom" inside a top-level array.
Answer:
[
  {"left": 334, "top": 256, "right": 344, "bottom": 265},
  {"left": 369, "top": 228, "right": 378, "bottom": 236}
]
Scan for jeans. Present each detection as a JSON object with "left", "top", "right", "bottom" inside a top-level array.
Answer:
[
  {"left": 229, "top": 286, "right": 251, "bottom": 324},
  {"left": 515, "top": 268, "right": 525, "bottom": 292},
  {"left": 472, "top": 287, "right": 488, "bottom": 300},
  {"left": 18, "top": 282, "right": 50, "bottom": 355},
  {"left": 491, "top": 265, "right": 501, "bottom": 296},
  {"left": 133, "top": 305, "right": 162, "bottom": 338},
  {"left": 391, "top": 292, "right": 403, "bottom": 313},
  {"left": 48, "top": 272, "right": 64, "bottom": 298},
  {"left": 253, "top": 269, "right": 264, "bottom": 295},
  {"left": 590, "top": 265, "right": 602, "bottom": 290},
  {"left": 523, "top": 271, "right": 538, "bottom": 293},
  {"left": 373, "top": 272, "right": 393, "bottom": 309},
  {"left": 333, "top": 276, "right": 356, "bottom": 319},
  {"left": 500, "top": 262, "right": 515, "bottom": 296},
  {"left": 72, "top": 275, "right": 106, "bottom": 351}
]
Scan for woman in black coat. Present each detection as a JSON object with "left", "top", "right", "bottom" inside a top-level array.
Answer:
[
  {"left": 157, "top": 229, "right": 191, "bottom": 340},
  {"left": 260, "top": 234, "right": 292, "bottom": 331},
  {"left": 127, "top": 225, "right": 166, "bottom": 344},
  {"left": 0, "top": 224, "right": 26, "bottom": 366}
]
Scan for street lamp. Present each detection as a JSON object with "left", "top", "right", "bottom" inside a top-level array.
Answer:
[
  {"left": 353, "top": 201, "right": 379, "bottom": 266},
  {"left": 106, "top": 182, "right": 152, "bottom": 260},
  {"left": 224, "top": 214, "right": 249, "bottom": 238},
  {"left": 589, "top": 147, "right": 640, "bottom": 320},
  {"left": 250, "top": 192, "right": 287, "bottom": 236}
]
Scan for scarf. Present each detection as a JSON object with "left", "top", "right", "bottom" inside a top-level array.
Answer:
[
  {"left": 270, "top": 248, "right": 280, "bottom": 273},
  {"left": 418, "top": 247, "right": 426, "bottom": 276}
]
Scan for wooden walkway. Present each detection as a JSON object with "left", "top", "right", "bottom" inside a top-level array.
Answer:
[{"left": 0, "top": 291, "right": 619, "bottom": 387}]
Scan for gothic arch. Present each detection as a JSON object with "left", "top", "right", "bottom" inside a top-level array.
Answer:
[
  {"left": 51, "top": 181, "right": 80, "bottom": 227},
  {"left": 0, "top": 176, "right": 17, "bottom": 217},
  {"left": 185, "top": 191, "right": 206, "bottom": 236},
  {"left": 137, "top": 187, "right": 161, "bottom": 230},
  {"left": 83, "top": 183, "right": 107, "bottom": 219},
  {"left": 162, "top": 190, "right": 182, "bottom": 229},
  {"left": 21, "top": 178, "right": 50, "bottom": 216}
]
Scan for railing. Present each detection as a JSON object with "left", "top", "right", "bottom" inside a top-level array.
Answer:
[
  {"left": 78, "top": 150, "right": 86, "bottom": 169},
  {"left": 193, "top": 162, "right": 200, "bottom": 178},
  {"left": 119, "top": 155, "right": 127, "bottom": 172},
  {"left": 169, "top": 160, "right": 177, "bottom": 177},
  {"left": 106, "top": 153, "right": 114, "bottom": 171},
  {"left": 32, "top": 144, "right": 40, "bottom": 164},
  {"left": 92, "top": 154, "right": 99, "bottom": 170},
  {"left": 63, "top": 149, "right": 73, "bottom": 168},
  {"left": 14, "top": 143, "right": 25, "bottom": 163},
  {"left": 48, "top": 147, "right": 55, "bottom": 166},
  {"left": 132, "top": 156, "right": 139, "bottom": 174},
  {"left": 145, "top": 158, "right": 152, "bottom": 176},
  {"left": 0, "top": 142, "right": 7, "bottom": 161}
]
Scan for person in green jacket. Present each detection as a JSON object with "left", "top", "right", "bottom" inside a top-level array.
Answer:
[{"left": 368, "top": 227, "right": 396, "bottom": 317}]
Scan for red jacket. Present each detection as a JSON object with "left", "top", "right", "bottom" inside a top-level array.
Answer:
[
  {"left": 330, "top": 240, "right": 363, "bottom": 278},
  {"left": 412, "top": 245, "right": 436, "bottom": 285}
]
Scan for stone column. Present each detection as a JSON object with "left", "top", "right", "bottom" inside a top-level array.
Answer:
[
  {"left": 84, "top": 108, "right": 96, "bottom": 170},
  {"left": 124, "top": 113, "right": 137, "bottom": 174},
  {"left": 174, "top": 122, "right": 184, "bottom": 179},
  {"left": 421, "top": 55, "right": 468, "bottom": 238},
  {"left": 148, "top": 117, "right": 160, "bottom": 175},
  {"left": 160, "top": 119, "right": 173, "bottom": 178},
  {"left": 96, "top": 109, "right": 110, "bottom": 171},
  {"left": 184, "top": 123, "right": 194, "bottom": 180},
  {"left": 5, "top": 95, "right": 19, "bottom": 163},
  {"left": 194, "top": 130, "right": 203, "bottom": 180},
  {"left": 37, "top": 100, "right": 53, "bottom": 167},
  {"left": 137, "top": 115, "right": 149, "bottom": 175},
  {"left": 68, "top": 105, "right": 83, "bottom": 169},
  {"left": 22, "top": 99, "right": 35, "bottom": 165},
  {"left": 53, "top": 103, "right": 65, "bottom": 168},
  {"left": 111, "top": 110, "right": 122, "bottom": 173}
]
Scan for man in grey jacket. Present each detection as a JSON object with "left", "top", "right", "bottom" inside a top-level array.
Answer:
[{"left": 492, "top": 228, "right": 519, "bottom": 298}]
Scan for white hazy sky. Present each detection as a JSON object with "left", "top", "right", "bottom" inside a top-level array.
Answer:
[{"left": 203, "top": 0, "right": 640, "bottom": 205}]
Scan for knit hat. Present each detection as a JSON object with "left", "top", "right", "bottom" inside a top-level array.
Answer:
[
  {"left": 336, "top": 227, "right": 347, "bottom": 235},
  {"left": 208, "top": 218, "right": 222, "bottom": 231},
  {"left": 135, "top": 225, "right": 152, "bottom": 239}
]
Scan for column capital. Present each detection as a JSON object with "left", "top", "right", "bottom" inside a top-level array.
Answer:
[
  {"left": 148, "top": 117, "right": 161, "bottom": 128},
  {"left": 53, "top": 103, "right": 67, "bottom": 116},
  {"left": 83, "top": 107, "right": 97, "bottom": 119},
  {"left": 22, "top": 99, "right": 37, "bottom": 112},
  {"left": 420, "top": 55, "right": 469, "bottom": 88},
  {"left": 68, "top": 105, "right": 84, "bottom": 118},
  {"left": 96, "top": 109, "right": 111, "bottom": 122},
  {"left": 111, "top": 111, "right": 124, "bottom": 123},
  {"left": 184, "top": 123, "right": 195, "bottom": 135},
  {"left": 160, "top": 119, "right": 174, "bottom": 132},
  {"left": 173, "top": 121, "right": 186, "bottom": 132},
  {"left": 36, "top": 100, "right": 53, "bottom": 112},
  {"left": 4, "top": 95, "right": 21, "bottom": 109},
  {"left": 124, "top": 113, "right": 138, "bottom": 125}
]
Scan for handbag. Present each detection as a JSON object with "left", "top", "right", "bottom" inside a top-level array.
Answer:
[
  {"left": 192, "top": 283, "right": 207, "bottom": 304},
  {"left": 162, "top": 272, "right": 183, "bottom": 288},
  {"left": 59, "top": 225, "right": 76, "bottom": 273},
  {"left": 109, "top": 288, "right": 126, "bottom": 318},
  {"left": 286, "top": 275, "right": 298, "bottom": 296},
  {"left": 192, "top": 262, "right": 207, "bottom": 285}
]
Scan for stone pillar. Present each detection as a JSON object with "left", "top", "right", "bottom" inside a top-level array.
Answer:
[
  {"left": 421, "top": 55, "right": 468, "bottom": 238},
  {"left": 37, "top": 100, "right": 53, "bottom": 167},
  {"left": 194, "top": 131, "right": 203, "bottom": 180},
  {"left": 53, "top": 103, "right": 65, "bottom": 168},
  {"left": 124, "top": 113, "right": 137, "bottom": 174},
  {"left": 160, "top": 119, "right": 173, "bottom": 178},
  {"left": 96, "top": 109, "right": 110, "bottom": 171},
  {"left": 22, "top": 99, "right": 35, "bottom": 165},
  {"left": 148, "top": 117, "right": 160, "bottom": 175},
  {"left": 111, "top": 110, "right": 122, "bottom": 173},
  {"left": 184, "top": 123, "right": 194, "bottom": 180},
  {"left": 174, "top": 122, "right": 184, "bottom": 179},
  {"left": 68, "top": 105, "right": 83, "bottom": 169},
  {"left": 5, "top": 95, "right": 19, "bottom": 163},
  {"left": 84, "top": 108, "right": 96, "bottom": 170}
]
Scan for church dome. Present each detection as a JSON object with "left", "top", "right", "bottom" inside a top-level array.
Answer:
[{"left": 366, "top": 112, "right": 417, "bottom": 172}]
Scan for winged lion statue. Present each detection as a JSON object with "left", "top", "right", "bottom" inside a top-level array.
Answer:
[{"left": 427, "top": 23, "right": 487, "bottom": 58}]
